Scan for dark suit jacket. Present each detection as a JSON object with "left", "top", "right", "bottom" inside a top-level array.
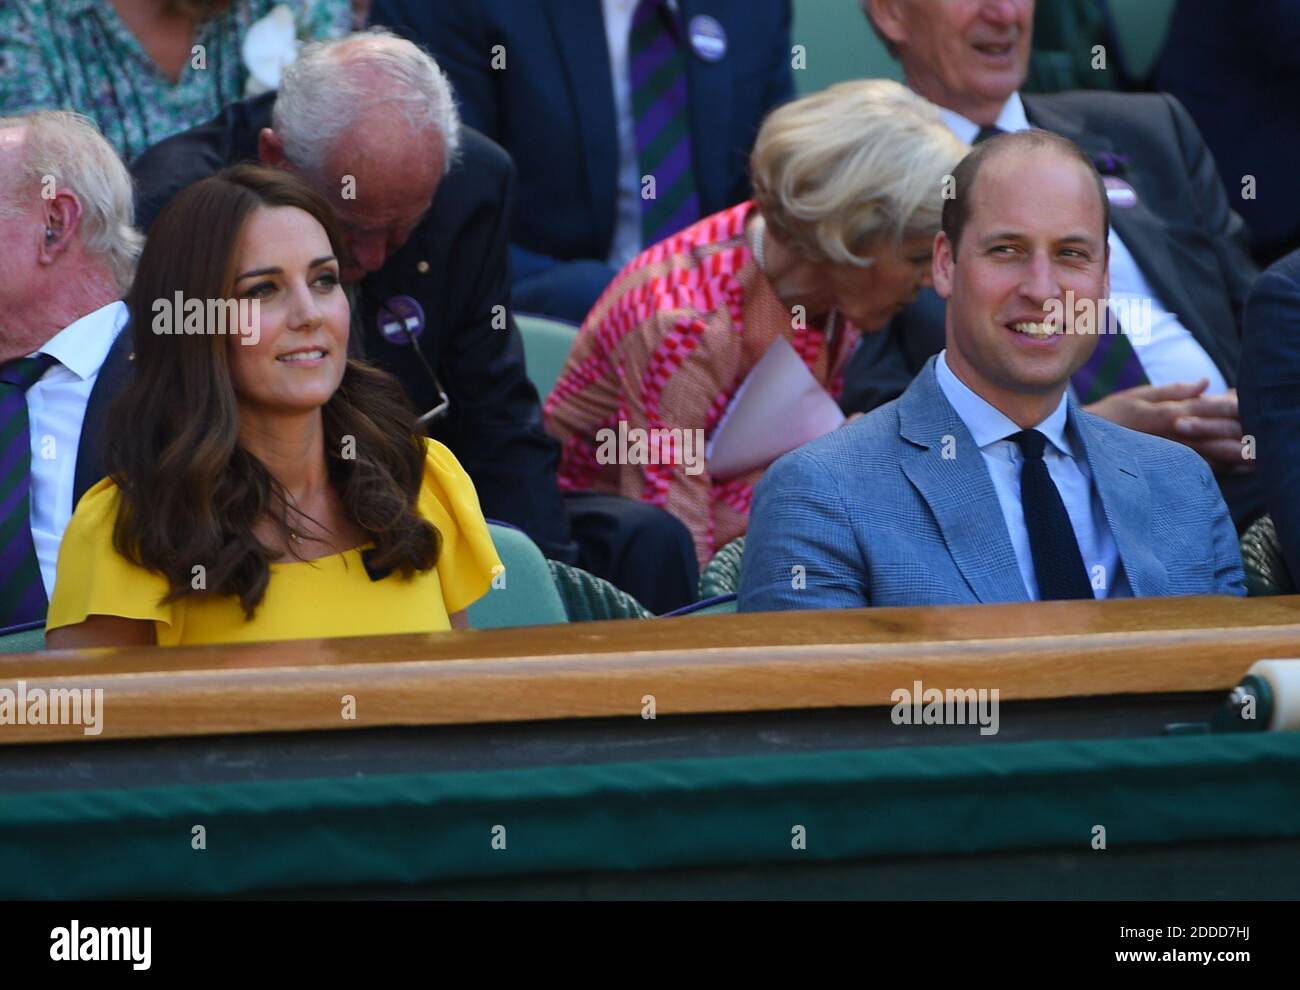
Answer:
[
  {"left": 1154, "top": 0, "right": 1300, "bottom": 266},
  {"left": 128, "top": 94, "right": 578, "bottom": 561},
  {"left": 1239, "top": 249, "right": 1300, "bottom": 581},
  {"left": 72, "top": 322, "right": 133, "bottom": 509},
  {"left": 371, "top": 0, "right": 794, "bottom": 268},
  {"left": 838, "top": 90, "right": 1263, "bottom": 528}
]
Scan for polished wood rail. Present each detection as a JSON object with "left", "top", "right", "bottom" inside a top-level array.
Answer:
[{"left": 2, "top": 595, "right": 1299, "bottom": 743}]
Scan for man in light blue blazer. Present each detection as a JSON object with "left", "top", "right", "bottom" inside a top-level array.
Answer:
[{"left": 739, "top": 130, "right": 1244, "bottom": 612}]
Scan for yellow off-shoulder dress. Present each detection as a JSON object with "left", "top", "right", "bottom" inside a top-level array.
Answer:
[{"left": 46, "top": 439, "right": 502, "bottom": 646}]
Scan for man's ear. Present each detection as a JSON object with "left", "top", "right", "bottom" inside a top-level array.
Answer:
[
  {"left": 38, "top": 190, "right": 83, "bottom": 264},
  {"left": 257, "top": 127, "right": 286, "bottom": 166},
  {"left": 867, "top": 0, "right": 909, "bottom": 48},
  {"left": 932, "top": 230, "right": 954, "bottom": 300}
]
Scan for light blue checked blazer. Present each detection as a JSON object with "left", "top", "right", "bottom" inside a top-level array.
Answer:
[{"left": 738, "top": 358, "right": 1245, "bottom": 611}]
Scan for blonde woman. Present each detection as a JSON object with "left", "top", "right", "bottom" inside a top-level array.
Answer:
[{"left": 544, "top": 80, "right": 967, "bottom": 568}]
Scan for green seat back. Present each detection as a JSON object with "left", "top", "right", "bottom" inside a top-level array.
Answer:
[
  {"left": 1107, "top": 0, "right": 1176, "bottom": 83},
  {"left": 791, "top": 0, "right": 900, "bottom": 96},
  {"left": 699, "top": 536, "right": 747, "bottom": 599},
  {"left": 0, "top": 626, "right": 44, "bottom": 654},
  {"left": 467, "top": 524, "right": 569, "bottom": 629},
  {"left": 682, "top": 596, "right": 738, "bottom": 617},
  {"left": 516, "top": 313, "right": 579, "bottom": 402},
  {"left": 1240, "top": 515, "right": 1295, "bottom": 598},
  {"left": 547, "top": 559, "right": 653, "bottom": 621}
]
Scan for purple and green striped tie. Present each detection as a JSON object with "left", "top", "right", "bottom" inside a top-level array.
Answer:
[
  {"left": 1071, "top": 311, "right": 1149, "bottom": 404},
  {"left": 0, "top": 353, "right": 56, "bottom": 627},
  {"left": 630, "top": 0, "right": 701, "bottom": 247}
]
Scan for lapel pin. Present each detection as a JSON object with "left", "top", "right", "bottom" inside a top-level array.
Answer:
[
  {"left": 1103, "top": 176, "right": 1138, "bottom": 209},
  {"left": 688, "top": 14, "right": 727, "bottom": 62}
]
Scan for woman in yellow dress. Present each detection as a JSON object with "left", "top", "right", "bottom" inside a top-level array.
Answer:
[{"left": 45, "top": 164, "right": 500, "bottom": 648}]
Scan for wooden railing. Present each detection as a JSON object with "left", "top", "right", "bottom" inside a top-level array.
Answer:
[{"left": 2, "top": 595, "right": 1299, "bottom": 744}]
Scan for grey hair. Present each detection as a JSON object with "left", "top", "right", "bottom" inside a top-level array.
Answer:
[
  {"left": 0, "top": 110, "right": 142, "bottom": 292},
  {"left": 272, "top": 27, "right": 461, "bottom": 180}
]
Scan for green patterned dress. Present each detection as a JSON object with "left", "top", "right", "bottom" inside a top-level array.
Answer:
[{"left": 0, "top": 0, "right": 351, "bottom": 161}]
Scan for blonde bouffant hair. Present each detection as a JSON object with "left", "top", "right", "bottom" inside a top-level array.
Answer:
[{"left": 750, "top": 79, "right": 967, "bottom": 266}]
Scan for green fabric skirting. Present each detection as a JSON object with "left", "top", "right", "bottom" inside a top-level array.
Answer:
[{"left": 3, "top": 731, "right": 1299, "bottom": 898}]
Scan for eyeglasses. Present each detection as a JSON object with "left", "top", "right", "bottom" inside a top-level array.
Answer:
[{"left": 374, "top": 295, "right": 450, "bottom": 426}]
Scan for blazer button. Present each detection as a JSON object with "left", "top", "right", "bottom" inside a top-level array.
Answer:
[{"left": 416, "top": 261, "right": 429, "bottom": 274}]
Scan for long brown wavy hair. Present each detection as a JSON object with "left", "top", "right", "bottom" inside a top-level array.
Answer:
[{"left": 109, "top": 164, "right": 439, "bottom": 618}]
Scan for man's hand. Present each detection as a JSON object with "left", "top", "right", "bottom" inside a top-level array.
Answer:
[{"left": 1084, "top": 380, "right": 1254, "bottom": 473}]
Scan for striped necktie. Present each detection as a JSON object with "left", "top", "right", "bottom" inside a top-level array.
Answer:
[
  {"left": 630, "top": 0, "right": 701, "bottom": 247},
  {"left": 0, "top": 353, "right": 57, "bottom": 627},
  {"left": 1071, "top": 310, "right": 1149, "bottom": 403}
]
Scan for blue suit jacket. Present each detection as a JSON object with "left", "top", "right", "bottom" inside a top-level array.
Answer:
[
  {"left": 371, "top": 0, "right": 794, "bottom": 266},
  {"left": 740, "top": 358, "right": 1245, "bottom": 611}
]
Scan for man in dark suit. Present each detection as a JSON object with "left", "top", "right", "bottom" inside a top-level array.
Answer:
[
  {"left": 371, "top": 0, "right": 795, "bottom": 324},
  {"left": 1239, "top": 249, "right": 1300, "bottom": 583},
  {"left": 847, "top": 0, "right": 1263, "bottom": 530},
  {"left": 0, "top": 109, "right": 138, "bottom": 630},
  {"left": 130, "top": 31, "right": 698, "bottom": 612},
  {"left": 1154, "top": 0, "right": 1300, "bottom": 267}
]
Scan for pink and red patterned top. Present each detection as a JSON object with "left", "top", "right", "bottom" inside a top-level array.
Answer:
[{"left": 543, "top": 202, "right": 861, "bottom": 569}]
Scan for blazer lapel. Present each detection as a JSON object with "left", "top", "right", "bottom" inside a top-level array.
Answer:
[
  {"left": 898, "top": 362, "right": 1029, "bottom": 604},
  {"left": 545, "top": 0, "right": 620, "bottom": 255},
  {"left": 1069, "top": 405, "right": 1166, "bottom": 597},
  {"left": 73, "top": 317, "right": 133, "bottom": 507}
]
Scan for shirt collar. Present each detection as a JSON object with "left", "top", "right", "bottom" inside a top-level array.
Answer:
[
  {"left": 937, "top": 92, "right": 1031, "bottom": 145},
  {"left": 935, "top": 350, "right": 1072, "bottom": 457},
  {"left": 37, "top": 301, "right": 128, "bottom": 382}
]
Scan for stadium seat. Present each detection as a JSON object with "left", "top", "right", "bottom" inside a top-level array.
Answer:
[
  {"left": 0, "top": 622, "right": 44, "bottom": 654},
  {"left": 671, "top": 593, "right": 739, "bottom": 617},
  {"left": 1107, "top": 0, "right": 1176, "bottom": 84},
  {"left": 1240, "top": 515, "right": 1295, "bottom": 597},
  {"left": 548, "top": 559, "right": 654, "bottom": 620},
  {"left": 516, "top": 312, "right": 579, "bottom": 401},
  {"left": 468, "top": 523, "right": 570, "bottom": 629},
  {"left": 790, "top": 0, "right": 900, "bottom": 96},
  {"left": 699, "top": 536, "right": 747, "bottom": 598}
]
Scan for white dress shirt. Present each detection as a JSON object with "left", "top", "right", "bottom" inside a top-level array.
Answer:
[
  {"left": 935, "top": 351, "right": 1128, "bottom": 599},
  {"left": 938, "top": 93, "right": 1229, "bottom": 396},
  {"left": 26, "top": 300, "right": 128, "bottom": 598}
]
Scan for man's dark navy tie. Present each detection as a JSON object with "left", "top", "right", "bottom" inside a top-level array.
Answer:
[
  {"left": 1008, "top": 429, "right": 1095, "bottom": 601},
  {"left": 0, "top": 353, "right": 57, "bottom": 626},
  {"left": 974, "top": 124, "right": 1004, "bottom": 144}
]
